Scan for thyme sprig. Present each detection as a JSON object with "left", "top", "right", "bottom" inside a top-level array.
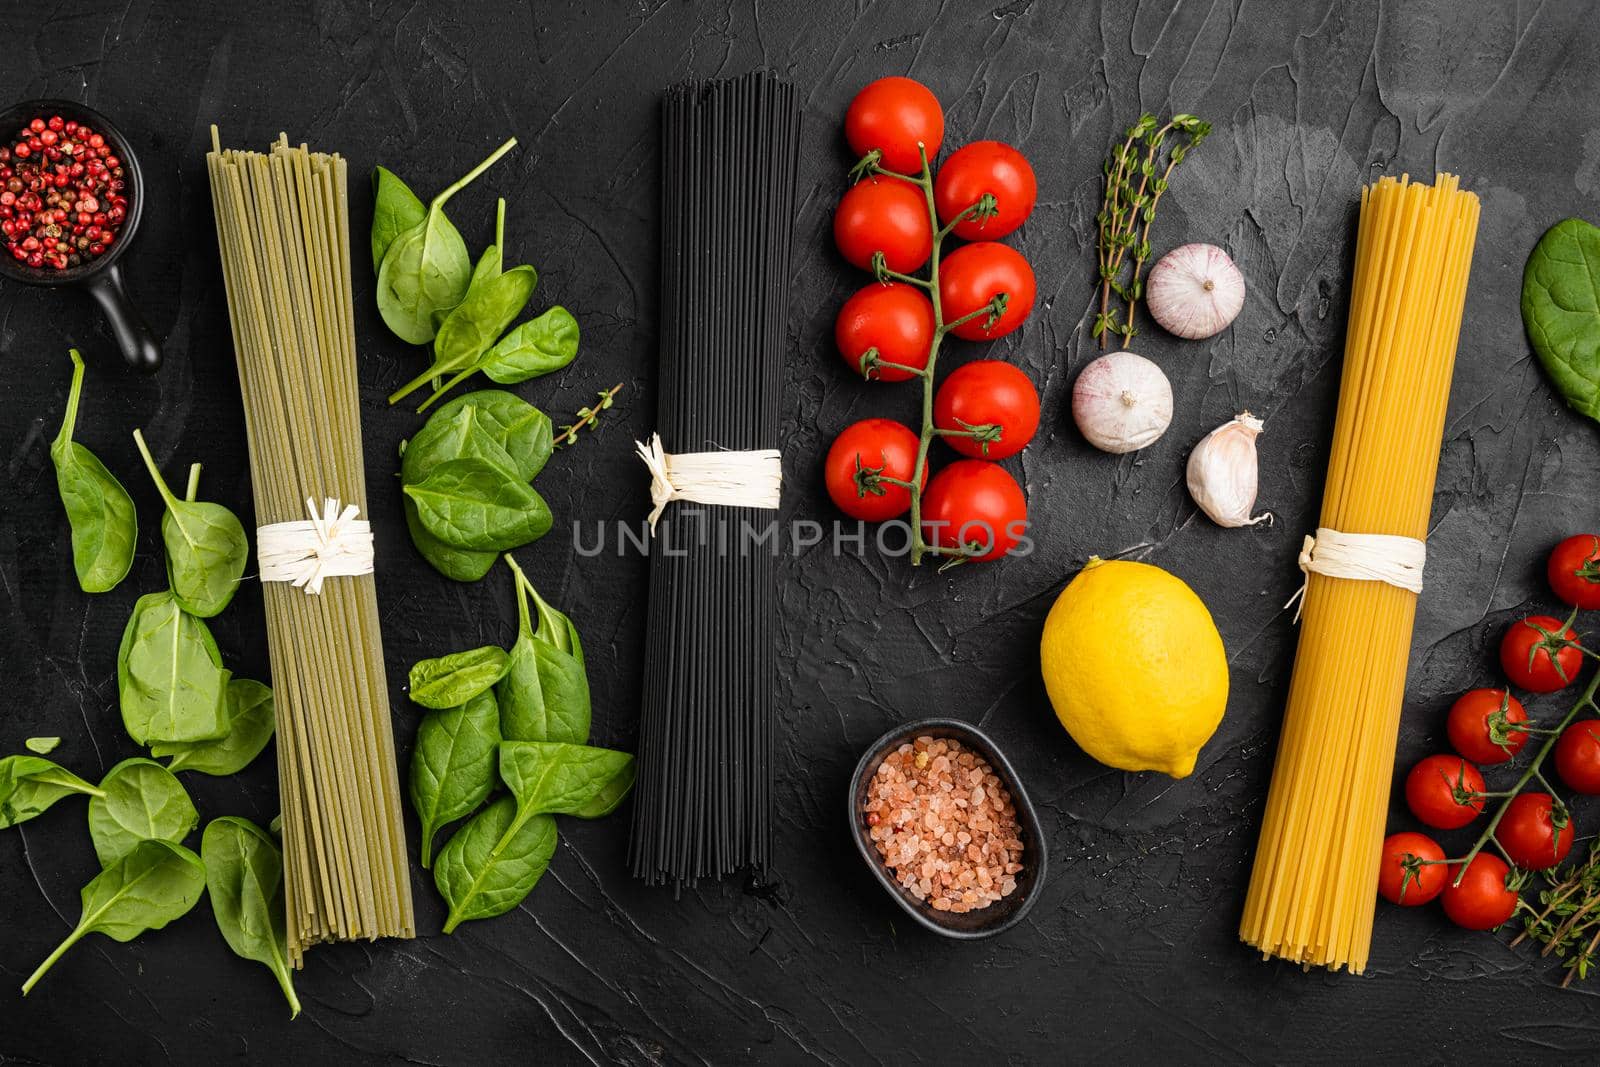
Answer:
[
  {"left": 1510, "top": 840, "right": 1600, "bottom": 987},
  {"left": 554, "top": 383, "right": 624, "bottom": 448},
  {"left": 1094, "top": 113, "right": 1210, "bottom": 349}
]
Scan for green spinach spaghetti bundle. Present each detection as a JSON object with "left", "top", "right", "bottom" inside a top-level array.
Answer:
[{"left": 206, "top": 128, "right": 413, "bottom": 963}]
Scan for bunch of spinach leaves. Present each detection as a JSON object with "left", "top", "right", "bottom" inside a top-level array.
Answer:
[
  {"left": 399, "top": 389, "right": 556, "bottom": 581},
  {"left": 7, "top": 727, "right": 294, "bottom": 1011},
  {"left": 372, "top": 146, "right": 581, "bottom": 411},
  {"left": 406, "top": 556, "right": 633, "bottom": 930},
  {"left": 16, "top": 378, "right": 293, "bottom": 1012}
]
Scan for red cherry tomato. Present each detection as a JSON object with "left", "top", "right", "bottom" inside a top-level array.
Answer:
[
  {"left": 844, "top": 77, "right": 945, "bottom": 175},
  {"left": 824, "top": 419, "right": 925, "bottom": 522},
  {"left": 920, "top": 459, "right": 1027, "bottom": 562},
  {"left": 938, "top": 242, "right": 1035, "bottom": 341},
  {"left": 835, "top": 282, "right": 934, "bottom": 382},
  {"left": 1499, "top": 615, "right": 1582, "bottom": 693},
  {"left": 1498, "top": 792, "right": 1574, "bottom": 870},
  {"left": 1441, "top": 854, "right": 1518, "bottom": 930},
  {"left": 1548, "top": 534, "right": 1600, "bottom": 609},
  {"left": 934, "top": 141, "right": 1037, "bottom": 240},
  {"left": 1403, "top": 754, "right": 1485, "bottom": 830},
  {"left": 932, "top": 360, "right": 1040, "bottom": 460},
  {"left": 1377, "top": 831, "right": 1447, "bottom": 906},
  {"left": 1555, "top": 720, "right": 1600, "bottom": 794},
  {"left": 834, "top": 177, "right": 932, "bottom": 274},
  {"left": 1445, "top": 688, "right": 1529, "bottom": 765}
]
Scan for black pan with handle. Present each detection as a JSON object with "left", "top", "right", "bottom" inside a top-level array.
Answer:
[{"left": 0, "top": 98, "right": 161, "bottom": 372}]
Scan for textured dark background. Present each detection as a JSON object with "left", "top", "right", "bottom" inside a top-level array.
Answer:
[{"left": 3, "top": 0, "right": 1598, "bottom": 1062}]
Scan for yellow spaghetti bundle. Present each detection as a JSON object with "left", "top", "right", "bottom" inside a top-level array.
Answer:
[
  {"left": 1240, "top": 174, "right": 1480, "bottom": 973},
  {"left": 206, "top": 128, "right": 414, "bottom": 964}
]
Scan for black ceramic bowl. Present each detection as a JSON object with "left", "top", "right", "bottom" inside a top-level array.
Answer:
[
  {"left": 0, "top": 98, "right": 160, "bottom": 370},
  {"left": 849, "top": 717, "right": 1046, "bottom": 939}
]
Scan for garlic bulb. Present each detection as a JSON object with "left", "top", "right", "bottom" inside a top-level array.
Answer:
[
  {"left": 1186, "top": 412, "right": 1271, "bottom": 527},
  {"left": 1146, "top": 243, "right": 1245, "bottom": 340},
  {"left": 1072, "top": 351, "right": 1173, "bottom": 453}
]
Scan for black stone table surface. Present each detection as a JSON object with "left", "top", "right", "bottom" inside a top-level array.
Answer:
[{"left": 3, "top": 1, "right": 1598, "bottom": 1062}]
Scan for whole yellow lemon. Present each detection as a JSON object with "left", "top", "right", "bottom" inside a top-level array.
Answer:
[{"left": 1040, "top": 557, "right": 1228, "bottom": 778}]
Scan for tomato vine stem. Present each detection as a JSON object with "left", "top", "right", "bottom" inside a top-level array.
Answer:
[
  {"left": 860, "top": 143, "right": 1002, "bottom": 566},
  {"left": 1446, "top": 665, "right": 1600, "bottom": 887}
]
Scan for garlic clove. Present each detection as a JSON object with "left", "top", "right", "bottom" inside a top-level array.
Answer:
[
  {"left": 1186, "top": 411, "right": 1271, "bottom": 528},
  {"left": 1072, "top": 351, "right": 1174, "bottom": 454},
  {"left": 1147, "top": 243, "right": 1246, "bottom": 340}
]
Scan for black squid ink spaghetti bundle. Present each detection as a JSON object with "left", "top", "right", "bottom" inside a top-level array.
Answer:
[{"left": 628, "top": 73, "right": 800, "bottom": 889}]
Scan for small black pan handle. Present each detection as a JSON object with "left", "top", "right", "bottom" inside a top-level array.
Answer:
[{"left": 82, "top": 261, "right": 161, "bottom": 372}]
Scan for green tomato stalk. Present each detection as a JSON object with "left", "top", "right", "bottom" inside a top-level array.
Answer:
[{"left": 850, "top": 146, "right": 1009, "bottom": 568}]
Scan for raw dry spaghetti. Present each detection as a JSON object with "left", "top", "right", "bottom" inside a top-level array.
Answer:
[
  {"left": 207, "top": 128, "right": 414, "bottom": 963},
  {"left": 628, "top": 73, "right": 801, "bottom": 889},
  {"left": 1240, "top": 174, "right": 1480, "bottom": 973}
]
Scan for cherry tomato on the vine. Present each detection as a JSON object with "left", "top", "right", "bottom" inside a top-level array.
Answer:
[
  {"left": 1548, "top": 534, "right": 1600, "bottom": 609},
  {"left": 1498, "top": 792, "right": 1574, "bottom": 870},
  {"left": 844, "top": 77, "right": 945, "bottom": 175},
  {"left": 824, "top": 418, "right": 925, "bottom": 522},
  {"left": 834, "top": 177, "right": 933, "bottom": 274},
  {"left": 933, "top": 141, "right": 1037, "bottom": 240},
  {"left": 1555, "top": 720, "right": 1600, "bottom": 795},
  {"left": 1377, "top": 831, "right": 1447, "bottom": 906},
  {"left": 835, "top": 282, "right": 935, "bottom": 382},
  {"left": 938, "top": 242, "right": 1035, "bottom": 341},
  {"left": 1499, "top": 614, "right": 1582, "bottom": 693},
  {"left": 933, "top": 360, "right": 1040, "bottom": 460},
  {"left": 1445, "top": 688, "right": 1529, "bottom": 765},
  {"left": 1403, "top": 754, "right": 1485, "bottom": 830},
  {"left": 1441, "top": 853, "right": 1518, "bottom": 930},
  {"left": 920, "top": 459, "right": 1027, "bottom": 562}
]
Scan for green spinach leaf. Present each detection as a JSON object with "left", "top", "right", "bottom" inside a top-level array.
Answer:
[
  {"left": 118, "top": 591, "right": 231, "bottom": 744},
  {"left": 481, "top": 306, "right": 580, "bottom": 385},
  {"left": 132, "top": 430, "right": 249, "bottom": 618},
  {"left": 371, "top": 165, "right": 426, "bottom": 272},
  {"left": 0, "top": 755, "right": 104, "bottom": 829},
  {"left": 1523, "top": 217, "right": 1600, "bottom": 423},
  {"left": 409, "top": 645, "right": 511, "bottom": 710},
  {"left": 409, "top": 689, "right": 501, "bottom": 867},
  {"left": 390, "top": 264, "right": 537, "bottom": 409},
  {"left": 403, "top": 497, "right": 498, "bottom": 582},
  {"left": 87, "top": 758, "right": 199, "bottom": 867},
  {"left": 24, "top": 737, "right": 61, "bottom": 755},
  {"left": 497, "top": 555, "right": 590, "bottom": 744},
  {"left": 433, "top": 796, "right": 556, "bottom": 933},
  {"left": 499, "top": 742, "right": 635, "bottom": 820},
  {"left": 404, "top": 458, "right": 553, "bottom": 552},
  {"left": 409, "top": 391, "right": 554, "bottom": 482},
  {"left": 403, "top": 405, "right": 523, "bottom": 485},
  {"left": 50, "top": 349, "right": 137, "bottom": 593},
  {"left": 21, "top": 838, "right": 206, "bottom": 995},
  {"left": 468, "top": 199, "right": 506, "bottom": 289},
  {"left": 376, "top": 138, "right": 518, "bottom": 344},
  {"left": 202, "top": 817, "right": 300, "bottom": 1018},
  {"left": 152, "top": 678, "right": 275, "bottom": 777}
]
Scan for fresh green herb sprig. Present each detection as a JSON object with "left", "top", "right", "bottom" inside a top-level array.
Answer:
[
  {"left": 554, "top": 383, "right": 624, "bottom": 448},
  {"left": 1511, "top": 839, "right": 1600, "bottom": 987},
  {"left": 1094, "top": 113, "right": 1211, "bottom": 349}
]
